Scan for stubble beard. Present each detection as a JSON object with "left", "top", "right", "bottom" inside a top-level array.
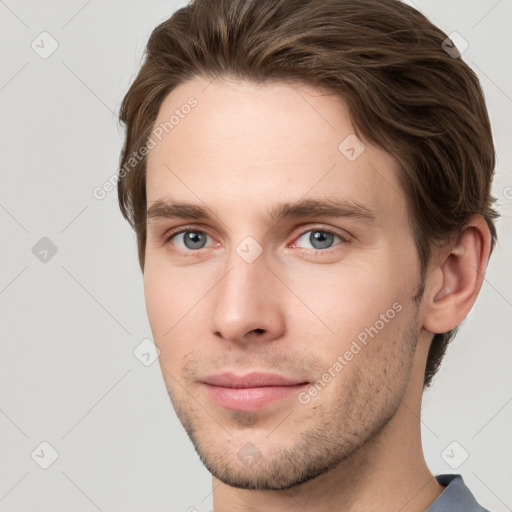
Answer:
[{"left": 165, "top": 312, "right": 420, "bottom": 491}]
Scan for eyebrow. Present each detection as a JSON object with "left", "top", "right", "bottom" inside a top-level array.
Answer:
[{"left": 146, "top": 197, "right": 376, "bottom": 224}]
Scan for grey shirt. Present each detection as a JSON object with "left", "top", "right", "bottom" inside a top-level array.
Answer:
[{"left": 427, "top": 474, "right": 490, "bottom": 511}]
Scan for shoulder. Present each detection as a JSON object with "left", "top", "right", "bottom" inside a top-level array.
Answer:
[{"left": 426, "top": 474, "right": 491, "bottom": 512}]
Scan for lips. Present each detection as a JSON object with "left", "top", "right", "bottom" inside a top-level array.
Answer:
[
  {"left": 202, "top": 372, "right": 307, "bottom": 388},
  {"left": 201, "top": 372, "right": 309, "bottom": 411}
]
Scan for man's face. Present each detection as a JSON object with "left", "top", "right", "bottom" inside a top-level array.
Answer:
[{"left": 144, "top": 76, "right": 424, "bottom": 490}]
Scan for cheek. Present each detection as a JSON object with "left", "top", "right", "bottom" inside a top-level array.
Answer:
[
  {"left": 144, "top": 269, "right": 172, "bottom": 334},
  {"left": 285, "top": 260, "right": 405, "bottom": 345},
  {"left": 143, "top": 264, "right": 192, "bottom": 356},
  {"left": 143, "top": 263, "right": 211, "bottom": 370},
  {"left": 144, "top": 257, "right": 204, "bottom": 327}
]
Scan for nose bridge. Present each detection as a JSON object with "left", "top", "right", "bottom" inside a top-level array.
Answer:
[
  {"left": 220, "top": 232, "right": 271, "bottom": 300},
  {"left": 218, "top": 246, "right": 272, "bottom": 315}
]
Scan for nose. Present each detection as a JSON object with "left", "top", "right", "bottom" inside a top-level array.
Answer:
[{"left": 209, "top": 251, "right": 287, "bottom": 345}]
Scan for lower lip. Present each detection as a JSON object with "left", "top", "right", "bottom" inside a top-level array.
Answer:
[{"left": 203, "top": 383, "right": 308, "bottom": 411}]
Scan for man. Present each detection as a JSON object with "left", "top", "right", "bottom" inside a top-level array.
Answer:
[{"left": 117, "top": 0, "right": 498, "bottom": 510}]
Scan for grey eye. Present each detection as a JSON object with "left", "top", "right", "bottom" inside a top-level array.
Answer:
[
  {"left": 173, "top": 231, "right": 209, "bottom": 250},
  {"left": 295, "top": 230, "right": 341, "bottom": 250}
]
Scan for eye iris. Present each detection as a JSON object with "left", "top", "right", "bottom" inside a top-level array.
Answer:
[
  {"left": 310, "top": 230, "right": 334, "bottom": 249},
  {"left": 184, "top": 231, "right": 206, "bottom": 249}
]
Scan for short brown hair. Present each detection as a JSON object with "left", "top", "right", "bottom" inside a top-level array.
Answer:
[{"left": 117, "top": 0, "right": 499, "bottom": 387}]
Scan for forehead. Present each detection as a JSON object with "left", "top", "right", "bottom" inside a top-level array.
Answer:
[{"left": 145, "top": 76, "right": 405, "bottom": 221}]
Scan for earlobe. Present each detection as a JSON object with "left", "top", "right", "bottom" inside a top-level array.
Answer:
[{"left": 422, "top": 216, "right": 490, "bottom": 334}]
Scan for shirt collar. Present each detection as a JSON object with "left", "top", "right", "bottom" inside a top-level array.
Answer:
[{"left": 426, "top": 474, "right": 490, "bottom": 512}]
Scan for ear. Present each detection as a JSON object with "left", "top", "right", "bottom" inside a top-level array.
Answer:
[{"left": 422, "top": 215, "right": 492, "bottom": 334}]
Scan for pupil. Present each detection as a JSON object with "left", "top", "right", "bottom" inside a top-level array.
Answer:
[{"left": 311, "top": 231, "right": 333, "bottom": 249}]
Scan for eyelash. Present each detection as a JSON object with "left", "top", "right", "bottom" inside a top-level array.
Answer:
[{"left": 163, "top": 225, "right": 349, "bottom": 254}]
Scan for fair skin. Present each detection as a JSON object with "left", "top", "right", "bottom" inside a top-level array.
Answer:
[{"left": 143, "top": 76, "right": 490, "bottom": 511}]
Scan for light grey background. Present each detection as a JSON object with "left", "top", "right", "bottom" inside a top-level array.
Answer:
[{"left": 0, "top": 1, "right": 510, "bottom": 511}]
